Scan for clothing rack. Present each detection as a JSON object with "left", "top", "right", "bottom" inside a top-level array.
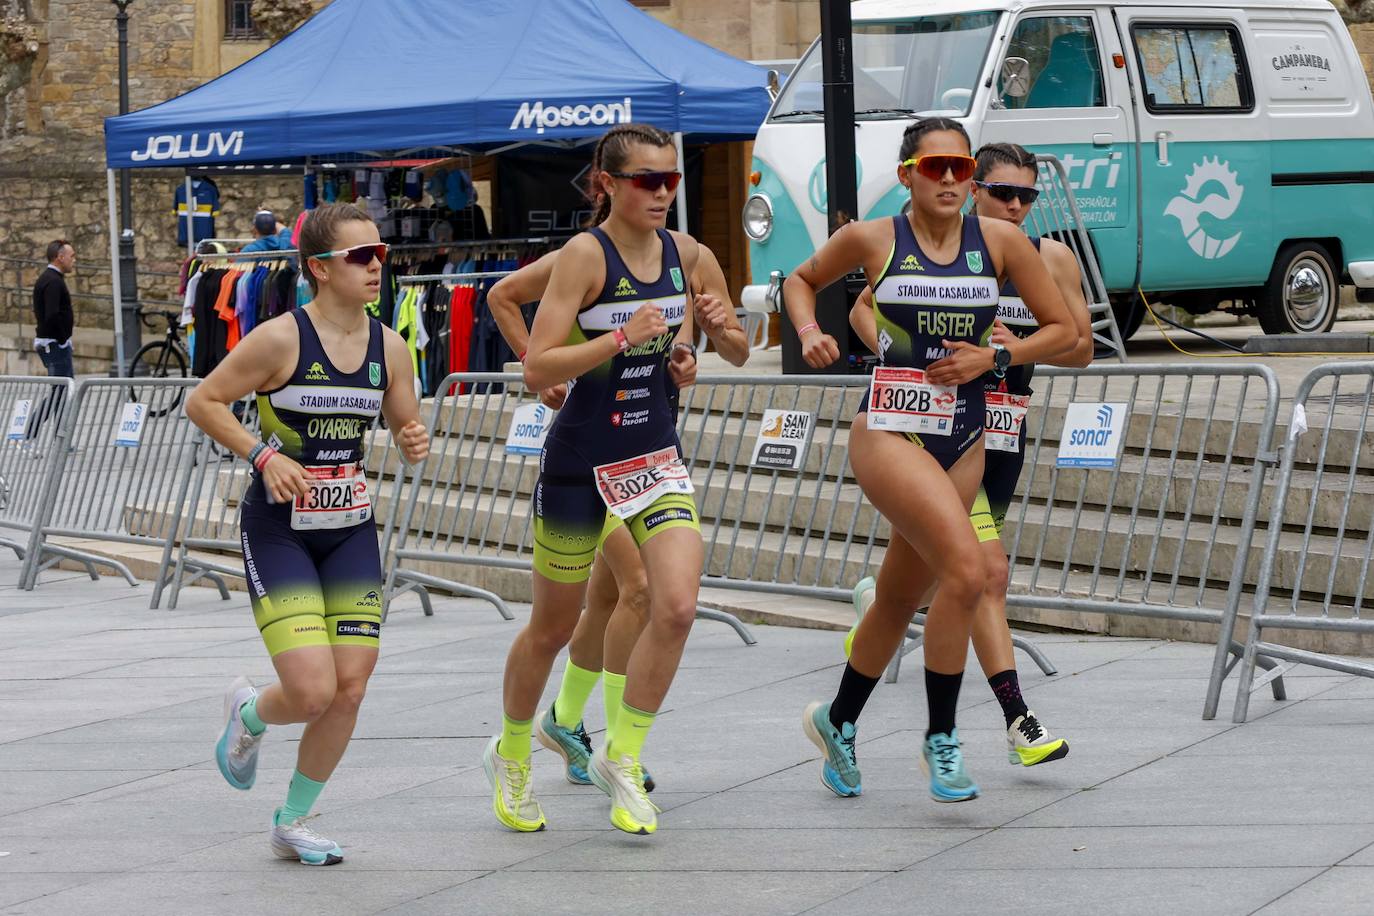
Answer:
[
  {"left": 195, "top": 248, "right": 300, "bottom": 262},
  {"left": 396, "top": 270, "right": 515, "bottom": 285},
  {"left": 388, "top": 235, "right": 571, "bottom": 253}
]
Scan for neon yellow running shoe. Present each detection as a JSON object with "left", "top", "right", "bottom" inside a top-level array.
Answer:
[
  {"left": 845, "top": 576, "right": 876, "bottom": 659},
  {"left": 482, "top": 735, "right": 546, "bottom": 832},
  {"left": 1007, "top": 712, "right": 1070, "bottom": 767},
  {"left": 589, "top": 744, "right": 660, "bottom": 835}
]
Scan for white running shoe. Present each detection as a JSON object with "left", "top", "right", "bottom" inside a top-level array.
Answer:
[
  {"left": 1007, "top": 711, "right": 1070, "bottom": 767},
  {"left": 214, "top": 676, "right": 262, "bottom": 791},
  {"left": 270, "top": 810, "right": 343, "bottom": 866},
  {"left": 481, "top": 735, "right": 546, "bottom": 832},
  {"left": 589, "top": 744, "right": 659, "bottom": 836}
]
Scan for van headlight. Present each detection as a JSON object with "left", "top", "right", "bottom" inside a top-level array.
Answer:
[{"left": 743, "top": 193, "right": 773, "bottom": 242}]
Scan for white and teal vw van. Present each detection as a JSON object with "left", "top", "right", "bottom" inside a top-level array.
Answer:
[{"left": 743, "top": 0, "right": 1374, "bottom": 336}]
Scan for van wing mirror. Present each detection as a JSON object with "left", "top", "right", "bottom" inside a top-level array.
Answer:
[{"left": 1000, "top": 57, "right": 1031, "bottom": 99}]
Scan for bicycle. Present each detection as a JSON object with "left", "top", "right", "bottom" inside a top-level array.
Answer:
[{"left": 127, "top": 307, "right": 189, "bottom": 418}]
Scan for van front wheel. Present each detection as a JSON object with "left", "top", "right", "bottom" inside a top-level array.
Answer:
[{"left": 1257, "top": 242, "right": 1338, "bottom": 335}]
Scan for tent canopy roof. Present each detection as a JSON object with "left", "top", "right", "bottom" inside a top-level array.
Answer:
[{"left": 104, "top": 0, "right": 771, "bottom": 169}]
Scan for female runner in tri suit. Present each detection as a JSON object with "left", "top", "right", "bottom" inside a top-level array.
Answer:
[
  {"left": 485, "top": 123, "right": 705, "bottom": 836},
  {"left": 784, "top": 118, "right": 1075, "bottom": 802},
  {"left": 187, "top": 202, "right": 430, "bottom": 864},
  {"left": 488, "top": 238, "right": 748, "bottom": 793},
  {"left": 843, "top": 142, "right": 1094, "bottom": 772}
]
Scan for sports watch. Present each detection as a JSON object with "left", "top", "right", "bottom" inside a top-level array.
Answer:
[{"left": 991, "top": 342, "right": 1011, "bottom": 379}]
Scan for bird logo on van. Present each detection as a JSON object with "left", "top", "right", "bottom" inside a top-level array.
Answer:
[{"left": 1164, "top": 157, "right": 1244, "bottom": 260}]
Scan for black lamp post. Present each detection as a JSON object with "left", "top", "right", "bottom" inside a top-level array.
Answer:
[{"left": 112, "top": 0, "right": 140, "bottom": 373}]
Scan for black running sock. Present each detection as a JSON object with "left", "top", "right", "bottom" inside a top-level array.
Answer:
[
  {"left": 829, "top": 663, "right": 881, "bottom": 730},
  {"left": 925, "top": 668, "right": 964, "bottom": 738},
  {"left": 988, "top": 669, "right": 1029, "bottom": 728}
]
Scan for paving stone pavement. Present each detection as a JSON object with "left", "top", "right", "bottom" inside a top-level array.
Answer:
[{"left": 2, "top": 556, "right": 1373, "bottom": 916}]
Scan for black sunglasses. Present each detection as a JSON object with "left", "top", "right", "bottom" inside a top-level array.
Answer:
[
  {"left": 607, "top": 170, "right": 683, "bottom": 192},
  {"left": 976, "top": 181, "right": 1040, "bottom": 206}
]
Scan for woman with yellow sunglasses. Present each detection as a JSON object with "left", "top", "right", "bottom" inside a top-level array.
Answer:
[{"left": 786, "top": 117, "right": 1075, "bottom": 803}]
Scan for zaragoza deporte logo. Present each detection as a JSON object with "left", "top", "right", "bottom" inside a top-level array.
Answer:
[{"left": 1164, "top": 157, "right": 1244, "bottom": 260}]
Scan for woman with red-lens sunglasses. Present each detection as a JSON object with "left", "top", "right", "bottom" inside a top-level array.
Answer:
[
  {"left": 785, "top": 118, "right": 1075, "bottom": 804},
  {"left": 484, "top": 123, "right": 705, "bottom": 837}
]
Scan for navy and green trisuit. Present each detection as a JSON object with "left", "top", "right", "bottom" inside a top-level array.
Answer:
[
  {"left": 533, "top": 228, "right": 699, "bottom": 583},
  {"left": 241, "top": 308, "right": 388, "bottom": 656},
  {"left": 861, "top": 214, "right": 1000, "bottom": 469}
]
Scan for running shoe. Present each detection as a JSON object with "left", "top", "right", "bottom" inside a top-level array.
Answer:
[
  {"left": 482, "top": 735, "right": 546, "bottom": 832},
  {"left": 214, "top": 676, "right": 262, "bottom": 791},
  {"left": 802, "top": 701, "right": 862, "bottom": 797},
  {"left": 1007, "top": 711, "right": 1070, "bottom": 767},
  {"left": 589, "top": 743, "right": 659, "bottom": 835},
  {"left": 920, "top": 730, "right": 979, "bottom": 803},
  {"left": 534, "top": 708, "right": 593, "bottom": 785},
  {"left": 270, "top": 809, "right": 343, "bottom": 866},
  {"left": 845, "top": 576, "right": 877, "bottom": 659}
]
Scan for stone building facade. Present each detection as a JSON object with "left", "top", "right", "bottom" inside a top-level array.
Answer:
[{"left": 0, "top": 0, "right": 812, "bottom": 333}]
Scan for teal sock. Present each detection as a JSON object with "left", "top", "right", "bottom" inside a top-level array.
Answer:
[
  {"left": 275, "top": 770, "right": 327, "bottom": 826},
  {"left": 239, "top": 695, "right": 266, "bottom": 736}
]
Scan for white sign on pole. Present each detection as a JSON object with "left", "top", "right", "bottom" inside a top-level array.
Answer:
[
  {"left": 6, "top": 399, "right": 32, "bottom": 441},
  {"left": 115, "top": 402, "right": 147, "bottom": 448},
  {"left": 1056, "top": 402, "right": 1127, "bottom": 468},
  {"left": 750, "top": 409, "right": 813, "bottom": 471},
  {"left": 505, "top": 402, "right": 552, "bottom": 456}
]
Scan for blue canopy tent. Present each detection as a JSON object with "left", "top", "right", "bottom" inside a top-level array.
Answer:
[{"left": 100, "top": 0, "right": 772, "bottom": 367}]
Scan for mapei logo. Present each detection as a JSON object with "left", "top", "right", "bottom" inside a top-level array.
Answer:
[
  {"left": 877, "top": 328, "right": 893, "bottom": 359},
  {"left": 510, "top": 98, "right": 633, "bottom": 135},
  {"left": 1096, "top": 404, "right": 1113, "bottom": 428},
  {"left": 621, "top": 365, "right": 654, "bottom": 380},
  {"left": 900, "top": 254, "right": 923, "bottom": 272},
  {"left": 130, "top": 130, "right": 244, "bottom": 162},
  {"left": 305, "top": 361, "right": 330, "bottom": 381},
  {"left": 615, "top": 277, "right": 637, "bottom": 298},
  {"left": 1164, "top": 158, "right": 1244, "bottom": 260}
]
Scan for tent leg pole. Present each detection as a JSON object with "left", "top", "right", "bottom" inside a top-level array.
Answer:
[
  {"left": 673, "top": 131, "right": 688, "bottom": 235},
  {"left": 108, "top": 169, "right": 126, "bottom": 377},
  {"left": 185, "top": 173, "right": 196, "bottom": 259}
]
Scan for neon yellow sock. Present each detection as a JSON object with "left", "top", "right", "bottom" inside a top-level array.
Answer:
[
  {"left": 497, "top": 714, "right": 532, "bottom": 761},
  {"left": 553, "top": 661, "right": 601, "bottom": 729},
  {"left": 602, "top": 670, "right": 627, "bottom": 744},
  {"left": 612, "top": 701, "right": 656, "bottom": 763}
]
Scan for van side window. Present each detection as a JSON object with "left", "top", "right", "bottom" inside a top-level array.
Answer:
[
  {"left": 1003, "top": 16, "right": 1105, "bottom": 109},
  {"left": 1132, "top": 24, "right": 1254, "bottom": 113}
]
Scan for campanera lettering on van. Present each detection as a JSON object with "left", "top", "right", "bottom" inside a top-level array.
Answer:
[{"left": 742, "top": 0, "right": 1374, "bottom": 337}]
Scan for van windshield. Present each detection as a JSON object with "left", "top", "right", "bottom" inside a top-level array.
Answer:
[{"left": 772, "top": 13, "right": 1002, "bottom": 121}]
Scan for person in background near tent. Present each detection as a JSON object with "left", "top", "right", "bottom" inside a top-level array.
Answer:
[
  {"left": 186, "top": 202, "right": 429, "bottom": 866},
  {"left": 486, "top": 221, "right": 748, "bottom": 797},
  {"left": 486, "top": 122, "right": 707, "bottom": 837},
  {"left": 843, "top": 141, "right": 1094, "bottom": 769},
  {"left": 242, "top": 209, "right": 295, "bottom": 253},
  {"left": 27, "top": 239, "right": 76, "bottom": 442},
  {"left": 784, "top": 118, "right": 1075, "bottom": 803}
]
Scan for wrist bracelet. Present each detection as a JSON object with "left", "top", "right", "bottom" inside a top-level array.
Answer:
[
  {"left": 518, "top": 350, "right": 527, "bottom": 363},
  {"left": 613, "top": 328, "right": 630, "bottom": 352},
  {"left": 672, "top": 342, "right": 697, "bottom": 359},
  {"left": 797, "top": 322, "right": 819, "bottom": 337},
  {"left": 252, "top": 445, "right": 277, "bottom": 472},
  {"left": 247, "top": 442, "right": 267, "bottom": 467}
]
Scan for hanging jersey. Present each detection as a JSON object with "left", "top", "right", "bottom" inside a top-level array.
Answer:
[
  {"left": 989, "top": 236, "right": 1042, "bottom": 396},
  {"left": 548, "top": 227, "right": 687, "bottom": 450},
  {"left": 256, "top": 309, "right": 388, "bottom": 467},
  {"left": 864, "top": 215, "right": 999, "bottom": 463}
]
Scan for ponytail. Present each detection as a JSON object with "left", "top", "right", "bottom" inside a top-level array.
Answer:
[{"left": 583, "top": 123, "right": 675, "bottom": 226}]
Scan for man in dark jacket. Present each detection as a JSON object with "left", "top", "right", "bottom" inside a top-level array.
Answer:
[
  {"left": 33, "top": 239, "right": 75, "bottom": 378},
  {"left": 27, "top": 239, "right": 75, "bottom": 441}
]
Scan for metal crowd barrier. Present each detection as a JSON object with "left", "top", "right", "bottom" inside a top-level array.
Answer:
[
  {"left": 1029, "top": 154, "right": 1127, "bottom": 362},
  {"left": 1229, "top": 363, "right": 1374, "bottom": 722},
  {"left": 16, "top": 377, "right": 202, "bottom": 603},
  {"left": 159, "top": 404, "right": 409, "bottom": 611},
  {"left": 385, "top": 371, "right": 757, "bottom": 643},
  {"left": 0, "top": 376, "right": 74, "bottom": 562}
]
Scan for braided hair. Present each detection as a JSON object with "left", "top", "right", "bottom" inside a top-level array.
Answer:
[
  {"left": 970, "top": 142, "right": 1037, "bottom": 216},
  {"left": 584, "top": 123, "right": 676, "bottom": 226},
  {"left": 897, "top": 117, "right": 971, "bottom": 162}
]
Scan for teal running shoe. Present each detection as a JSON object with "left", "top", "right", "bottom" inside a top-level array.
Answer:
[
  {"left": 534, "top": 707, "right": 592, "bottom": 785},
  {"left": 214, "top": 676, "right": 261, "bottom": 791},
  {"left": 802, "top": 701, "right": 861, "bottom": 797},
  {"left": 270, "top": 809, "right": 343, "bottom": 866},
  {"left": 920, "top": 730, "right": 979, "bottom": 803}
]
